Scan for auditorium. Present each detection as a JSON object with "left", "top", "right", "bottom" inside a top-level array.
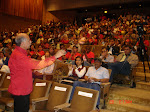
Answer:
[{"left": 0, "top": 0, "right": 150, "bottom": 112}]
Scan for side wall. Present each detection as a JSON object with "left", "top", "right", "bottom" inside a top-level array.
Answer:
[{"left": 0, "top": 0, "right": 43, "bottom": 21}]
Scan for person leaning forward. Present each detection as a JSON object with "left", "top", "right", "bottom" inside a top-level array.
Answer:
[{"left": 8, "top": 33, "right": 66, "bottom": 112}]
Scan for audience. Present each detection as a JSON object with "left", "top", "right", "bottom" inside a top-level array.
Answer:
[
  {"left": 0, "top": 13, "right": 149, "bottom": 83},
  {"left": 0, "top": 13, "right": 149, "bottom": 110}
]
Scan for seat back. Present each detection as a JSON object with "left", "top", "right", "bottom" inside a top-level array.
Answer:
[
  {"left": 1, "top": 73, "right": 10, "bottom": 88},
  {"left": 0, "top": 71, "right": 7, "bottom": 87},
  {"left": 30, "top": 79, "right": 52, "bottom": 99},
  {"left": 81, "top": 45, "right": 93, "bottom": 53},
  {"left": 108, "top": 69, "right": 112, "bottom": 78},
  {"left": 53, "top": 61, "right": 69, "bottom": 82},
  {"left": 92, "top": 45, "right": 102, "bottom": 57},
  {"left": 100, "top": 69, "right": 112, "bottom": 101},
  {"left": 70, "top": 87, "right": 99, "bottom": 112},
  {"left": 0, "top": 73, "right": 11, "bottom": 97},
  {"left": 46, "top": 82, "right": 72, "bottom": 111}
]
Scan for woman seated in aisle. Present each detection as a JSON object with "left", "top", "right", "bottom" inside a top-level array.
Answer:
[
  {"left": 32, "top": 51, "right": 55, "bottom": 80},
  {"left": 61, "top": 56, "right": 87, "bottom": 85}
]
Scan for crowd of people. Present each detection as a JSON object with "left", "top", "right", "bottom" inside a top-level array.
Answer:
[
  {"left": 0, "top": 14, "right": 149, "bottom": 72},
  {"left": 0, "top": 13, "right": 150, "bottom": 111}
]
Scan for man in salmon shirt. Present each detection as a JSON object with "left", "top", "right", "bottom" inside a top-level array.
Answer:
[{"left": 8, "top": 33, "right": 66, "bottom": 112}]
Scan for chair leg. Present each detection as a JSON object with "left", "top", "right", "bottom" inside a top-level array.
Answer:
[
  {"left": 130, "top": 79, "right": 136, "bottom": 88},
  {"left": 101, "top": 99, "right": 106, "bottom": 109}
]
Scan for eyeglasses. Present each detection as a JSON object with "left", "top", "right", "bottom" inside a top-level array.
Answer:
[{"left": 102, "top": 50, "right": 106, "bottom": 53}]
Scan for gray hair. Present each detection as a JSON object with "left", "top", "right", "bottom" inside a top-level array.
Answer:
[{"left": 15, "top": 33, "right": 27, "bottom": 46}]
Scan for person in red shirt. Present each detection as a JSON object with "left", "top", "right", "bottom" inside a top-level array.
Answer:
[
  {"left": 65, "top": 46, "right": 81, "bottom": 60},
  {"left": 42, "top": 38, "right": 50, "bottom": 49},
  {"left": 36, "top": 45, "right": 45, "bottom": 59},
  {"left": 27, "top": 44, "right": 36, "bottom": 58},
  {"left": 61, "top": 34, "right": 69, "bottom": 44},
  {"left": 82, "top": 46, "right": 95, "bottom": 65},
  {"left": 8, "top": 33, "right": 66, "bottom": 112},
  {"left": 89, "top": 35, "right": 98, "bottom": 45}
]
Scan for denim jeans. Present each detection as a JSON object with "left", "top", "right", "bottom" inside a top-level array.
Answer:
[{"left": 108, "top": 61, "right": 131, "bottom": 82}]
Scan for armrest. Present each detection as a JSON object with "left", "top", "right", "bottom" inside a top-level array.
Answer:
[
  {"left": 78, "top": 79, "right": 86, "bottom": 82},
  {"left": 31, "top": 97, "right": 48, "bottom": 103},
  {"left": 100, "top": 82, "right": 110, "bottom": 86},
  {"left": 90, "top": 110, "right": 98, "bottom": 112},
  {"left": 54, "top": 103, "right": 70, "bottom": 110},
  {"left": 61, "top": 76, "right": 69, "bottom": 79},
  {"left": 0, "top": 108, "right": 3, "bottom": 112},
  {"left": 0, "top": 88, "right": 8, "bottom": 91}
]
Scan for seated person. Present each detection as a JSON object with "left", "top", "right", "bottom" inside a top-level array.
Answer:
[
  {"left": 0, "top": 51, "right": 4, "bottom": 67},
  {"left": 58, "top": 44, "right": 67, "bottom": 61},
  {"left": 82, "top": 46, "right": 95, "bottom": 66},
  {"left": 108, "top": 45, "right": 139, "bottom": 83},
  {"left": 100, "top": 47, "right": 114, "bottom": 68},
  {"left": 65, "top": 46, "right": 81, "bottom": 61},
  {"left": 100, "top": 47, "right": 114, "bottom": 63},
  {"left": 61, "top": 56, "right": 86, "bottom": 85},
  {"left": 70, "top": 58, "right": 109, "bottom": 109},
  {"left": 3, "top": 48, "right": 12, "bottom": 64},
  {"left": 33, "top": 51, "right": 55, "bottom": 79},
  {"left": 28, "top": 44, "right": 36, "bottom": 58},
  {"left": 61, "top": 34, "right": 69, "bottom": 44},
  {"left": 107, "top": 38, "right": 120, "bottom": 55},
  {"left": 0, "top": 48, "right": 12, "bottom": 73},
  {"left": 68, "top": 39, "right": 81, "bottom": 52},
  {"left": 36, "top": 45, "right": 45, "bottom": 59},
  {"left": 89, "top": 35, "right": 98, "bottom": 45},
  {"left": 41, "top": 47, "right": 55, "bottom": 60}
]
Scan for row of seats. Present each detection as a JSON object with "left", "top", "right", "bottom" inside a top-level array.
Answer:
[{"left": 0, "top": 71, "right": 101, "bottom": 112}]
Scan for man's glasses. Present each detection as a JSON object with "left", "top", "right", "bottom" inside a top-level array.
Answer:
[{"left": 102, "top": 50, "right": 106, "bottom": 53}]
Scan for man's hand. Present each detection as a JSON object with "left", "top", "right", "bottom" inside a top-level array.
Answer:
[
  {"left": 68, "top": 64, "right": 72, "bottom": 70},
  {"left": 90, "top": 77, "right": 100, "bottom": 82},
  {"left": 72, "top": 65, "right": 76, "bottom": 69},
  {"left": 54, "top": 50, "right": 66, "bottom": 59}
]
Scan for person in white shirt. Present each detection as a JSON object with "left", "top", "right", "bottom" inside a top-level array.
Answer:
[
  {"left": 70, "top": 58, "right": 109, "bottom": 108},
  {"left": 100, "top": 47, "right": 114, "bottom": 63},
  {"left": 0, "top": 51, "right": 4, "bottom": 67},
  {"left": 61, "top": 56, "right": 86, "bottom": 85},
  {"left": 33, "top": 51, "right": 55, "bottom": 79},
  {"left": 68, "top": 56, "right": 86, "bottom": 78}
]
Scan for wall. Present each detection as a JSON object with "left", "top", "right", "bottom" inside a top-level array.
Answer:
[
  {"left": 0, "top": 0, "right": 43, "bottom": 21},
  {"left": 0, "top": 14, "right": 41, "bottom": 32},
  {"left": 42, "top": 0, "right": 77, "bottom": 24},
  {"left": 46, "top": 0, "right": 143, "bottom": 11}
]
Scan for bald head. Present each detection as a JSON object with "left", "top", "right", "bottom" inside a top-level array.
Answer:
[{"left": 15, "top": 33, "right": 31, "bottom": 50}]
